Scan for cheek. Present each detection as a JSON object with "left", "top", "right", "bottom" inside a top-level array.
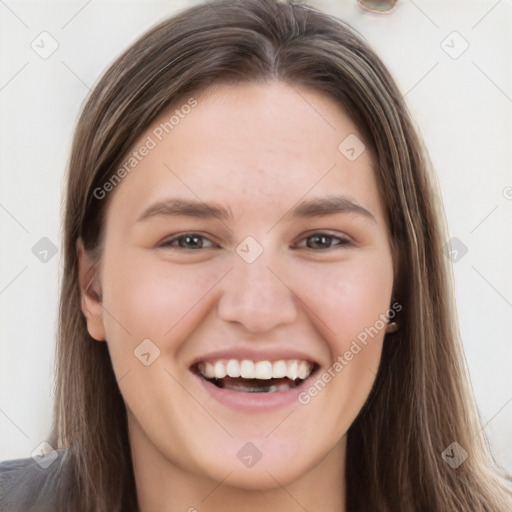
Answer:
[
  {"left": 99, "top": 249, "right": 229, "bottom": 361},
  {"left": 296, "top": 252, "right": 393, "bottom": 420},
  {"left": 291, "top": 253, "right": 394, "bottom": 347},
  {"left": 291, "top": 254, "right": 393, "bottom": 435}
]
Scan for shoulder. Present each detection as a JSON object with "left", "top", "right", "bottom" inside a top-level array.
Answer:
[{"left": 0, "top": 450, "right": 70, "bottom": 512}]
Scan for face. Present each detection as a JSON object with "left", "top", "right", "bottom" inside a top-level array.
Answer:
[{"left": 79, "top": 82, "right": 394, "bottom": 490}]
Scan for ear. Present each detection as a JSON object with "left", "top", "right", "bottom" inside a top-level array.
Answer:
[{"left": 76, "top": 238, "right": 106, "bottom": 342}]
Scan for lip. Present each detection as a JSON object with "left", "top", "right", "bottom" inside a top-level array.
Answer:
[{"left": 191, "top": 365, "right": 319, "bottom": 412}]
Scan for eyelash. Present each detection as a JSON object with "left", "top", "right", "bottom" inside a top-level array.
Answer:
[{"left": 158, "top": 232, "right": 353, "bottom": 251}]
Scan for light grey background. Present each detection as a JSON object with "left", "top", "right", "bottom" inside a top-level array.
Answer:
[{"left": 1, "top": 0, "right": 511, "bottom": 474}]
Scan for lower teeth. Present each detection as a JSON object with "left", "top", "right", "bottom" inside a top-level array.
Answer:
[{"left": 209, "top": 377, "right": 303, "bottom": 393}]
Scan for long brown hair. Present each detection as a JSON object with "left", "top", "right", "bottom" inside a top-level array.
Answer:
[{"left": 54, "top": 1, "right": 512, "bottom": 510}]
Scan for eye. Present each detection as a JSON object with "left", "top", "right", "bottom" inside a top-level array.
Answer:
[
  {"left": 159, "top": 233, "right": 216, "bottom": 250},
  {"left": 297, "top": 232, "right": 352, "bottom": 250}
]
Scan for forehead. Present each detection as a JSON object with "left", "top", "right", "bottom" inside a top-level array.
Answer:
[{"left": 105, "top": 81, "right": 384, "bottom": 225}]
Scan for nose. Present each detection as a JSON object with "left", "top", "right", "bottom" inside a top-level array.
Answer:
[{"left": 217, "top": 251, "right": 298, "bottom": 333}]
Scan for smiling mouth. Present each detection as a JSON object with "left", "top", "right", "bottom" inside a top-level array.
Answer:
[{"left": 192, "top": 359, "right": 317, "bottom": 393}]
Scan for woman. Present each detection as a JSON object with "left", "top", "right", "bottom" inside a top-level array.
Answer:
[{"left": 1, "top": 0, "right": 510, "bottom": 510}]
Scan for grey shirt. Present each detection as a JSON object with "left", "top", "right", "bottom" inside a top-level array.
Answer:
[{"left": 0, "top": 451, "right": 68, "bottom": 512}]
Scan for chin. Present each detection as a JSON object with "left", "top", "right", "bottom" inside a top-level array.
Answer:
[{"left": 192, "top": 435, "right": 331, "bottom": 491}]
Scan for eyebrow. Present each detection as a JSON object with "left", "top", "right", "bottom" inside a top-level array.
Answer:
[
  {"left": 137, "top": 198, "right": 232, "bottom": 222},
  {"left": 136, "top": 195, "right": 376, "bottom": 223},
  {"left": 286, "top": 195, "right": 376, "bottom": 222}
]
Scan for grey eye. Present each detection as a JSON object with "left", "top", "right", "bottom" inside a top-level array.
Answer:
[
  {"left": 305, "top": 234, "right": 350, "bottom": 250},
  {"left": 160, "top": 234, "right": 214, "bottom": 250}
]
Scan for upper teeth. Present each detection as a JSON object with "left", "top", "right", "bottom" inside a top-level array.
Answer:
[{"left": 197, "top": 359, "right": 313, "bottom": 381}]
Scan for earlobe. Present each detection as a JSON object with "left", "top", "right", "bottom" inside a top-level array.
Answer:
[
  {"left": 385, "top": 321, "right": 398, "bottom": 334},
  {"left": 76, "top": 238, "right": 106, "bottom": 342}
]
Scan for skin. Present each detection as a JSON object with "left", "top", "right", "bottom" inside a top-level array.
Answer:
[{"left": 78, "top": 82, "right": 395, "bottom": 512}]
